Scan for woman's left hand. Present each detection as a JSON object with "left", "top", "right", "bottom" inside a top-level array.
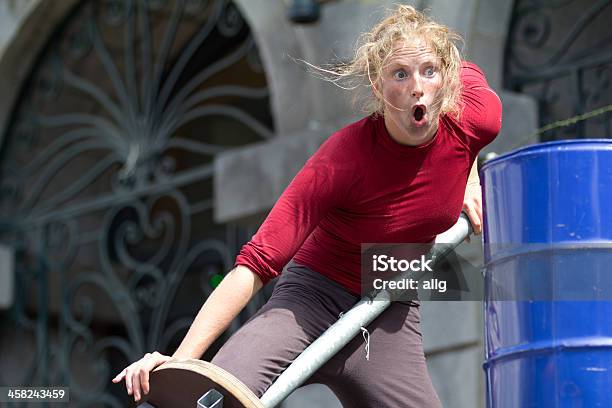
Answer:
[{"left": 462, "top": 181, "right": 483, "bottom": 241}]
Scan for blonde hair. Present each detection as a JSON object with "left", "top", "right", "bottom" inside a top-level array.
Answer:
[{"left": 311, "top": 5, "right": 464, "bottom": 119}]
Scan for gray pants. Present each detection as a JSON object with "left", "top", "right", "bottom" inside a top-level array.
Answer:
[{"left": 211, "top": 262, "right": 442, "bottom": 408}]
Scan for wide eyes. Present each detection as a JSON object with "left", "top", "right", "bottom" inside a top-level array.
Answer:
[
  {"left": 393, "top": 69, "right": 407, "bottom": 80},
  {"left": 392, "top": 67, "right": 436, "bottom": 80}
]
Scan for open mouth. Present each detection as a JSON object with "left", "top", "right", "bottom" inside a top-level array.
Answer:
[
  {"left": 412, "top": 105, "right": 427, "bottom": 126},
  {"left": 414, "top": 106, "right": 424, "bottom": 121}
]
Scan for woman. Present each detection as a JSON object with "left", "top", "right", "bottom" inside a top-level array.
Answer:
[{"left": 113, "top": 5, "right": 501, "bottom": 407}]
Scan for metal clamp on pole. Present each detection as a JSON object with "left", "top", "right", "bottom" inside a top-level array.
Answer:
[{"left": 197, "top": 389, "right": 224, "bottom": 408}]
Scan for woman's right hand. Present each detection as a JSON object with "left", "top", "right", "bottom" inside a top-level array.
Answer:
[
  {"left": 112, "top": 351, "right": 173, "bottom": 403},
  {"left": 110, "top": 266, "right": 262, "bottom": 403}
]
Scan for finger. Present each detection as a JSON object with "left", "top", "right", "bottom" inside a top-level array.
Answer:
[
  {"left": 475, "top": 200, "right": 483, "bottom": 233},
  {"left": 469, "top": 201, "right": 483, "bottom": 235},
  {"left": 132, "top": 369, "right": 142, "bottom": 402},
  {"left": 137, "top": 353, "right": 154, "bottom": 396},
  {"left": 112, "top": 368, "right": 126, "bottom": 383},
  {"left": 465, "top": 205, "right": 481, "bottom": 235},
  {"left": 470, "top": 212, "right": 482, "bottom": 234},
  {"left": 473, "top": 218, "right": 482, "bottom": 235},
  {"left": 140, "top": 366, "right": 150, "bottom": 396},
  {"left": 473, "top": 207, "right": 483, "bottom": 235},
  {"left": 125, "top": 368, "right": 133, "bottom": 395}
]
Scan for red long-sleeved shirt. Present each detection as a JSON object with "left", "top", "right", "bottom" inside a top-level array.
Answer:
[{"left": 234, "top": 62, "right": 502, "bottom": 294}]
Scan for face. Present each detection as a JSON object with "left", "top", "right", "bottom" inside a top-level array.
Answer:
[{"left": 377, "top": 39, "right": 443, "bottom": 146}]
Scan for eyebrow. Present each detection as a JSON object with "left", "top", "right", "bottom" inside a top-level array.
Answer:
[{"left": 386, "top": 60, "right": 438, "bottom": 70}]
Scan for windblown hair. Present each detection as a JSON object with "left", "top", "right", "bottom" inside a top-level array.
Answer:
[{"left": 311, "top": 5, "right": 464, "bottom": 118}]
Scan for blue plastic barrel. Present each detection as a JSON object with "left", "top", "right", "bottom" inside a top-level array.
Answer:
[{"left": 481, "top": 140, "right": 612, "bottom": 408}]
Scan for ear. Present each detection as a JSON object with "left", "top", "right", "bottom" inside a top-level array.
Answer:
[
  {"left": 371, "top": 77, "right": 387, "bottom": 114},
  {"left": 371, "top": 76, "right": 383, "bottom": 99}
]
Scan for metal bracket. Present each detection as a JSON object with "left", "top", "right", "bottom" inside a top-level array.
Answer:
[{"left": 197, "top": 389, "right": 223, "bottom": 408}]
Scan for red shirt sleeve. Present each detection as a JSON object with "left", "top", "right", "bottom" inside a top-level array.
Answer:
[
  {"left": 234, "top": 132, "right": 358, "bottom": 285},
  {"left": 456, "top": 62, "right": 503, "bottom": 154}
]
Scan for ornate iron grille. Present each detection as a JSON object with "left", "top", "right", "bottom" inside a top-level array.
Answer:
[
  {"left": 504, "top": 0, "right": 612, "bottom": 141},
  {"left": 0, "top": 0, "right": 273, "bottom": 406}
]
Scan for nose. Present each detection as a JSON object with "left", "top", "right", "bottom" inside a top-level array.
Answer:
[{"left": 411, "top": 75, "right": 424, "bottom": 98}]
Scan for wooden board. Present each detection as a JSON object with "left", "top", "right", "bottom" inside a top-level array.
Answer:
[{"left": 140, "top": 359, "right": 265, "bottom": 408}]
